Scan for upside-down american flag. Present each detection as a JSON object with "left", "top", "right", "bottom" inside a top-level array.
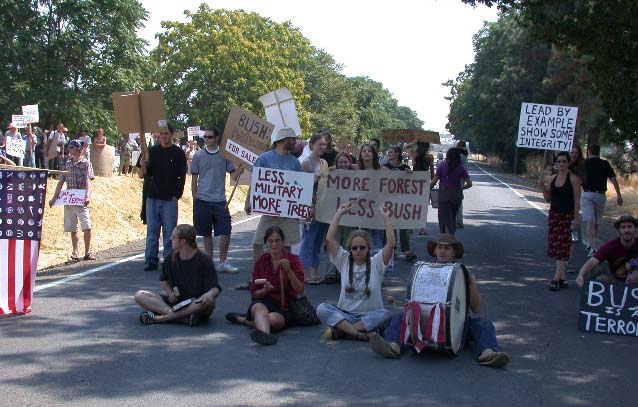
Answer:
[{"left": 0, "top": 169, "right": 47, "bottom": 314}]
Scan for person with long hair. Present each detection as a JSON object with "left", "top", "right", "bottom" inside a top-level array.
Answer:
[
  {"left": 316, "top": 202, "right": 395, "bottom": 341},
  {"left": 134, "top": 224, "right": 221, "bottom": 326},
  {"left": 385, "top": 145, "right": 416, "bottom": 261},
  {"left": 405, "top": 141, "right": 434, "bottom": 235},
  {"left": 569, "top": 143, "right": 585, "bottom": 181},
  {"left": 431, "top": 148, "right": 472, "bottom": 235},
  {"left": 542, "top": 151, "right": 581, "bottom": 291},
  {"left": 226, "top": 226, "right": 304, "bottom": 345}
]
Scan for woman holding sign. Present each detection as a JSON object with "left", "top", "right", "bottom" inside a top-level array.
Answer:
[
  {"left": 316, "top": 202, "right": 394, "bottom": 341},
  {"left": 225, "top": 226, "right": 305, "bottom": 345},
  {"left": 300, "top": 133, "right": 329, "bottom": 284}
]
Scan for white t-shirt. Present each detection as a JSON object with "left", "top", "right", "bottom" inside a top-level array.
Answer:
[{"left": 330, "top": 246, "right": 388, "bottom": 314}]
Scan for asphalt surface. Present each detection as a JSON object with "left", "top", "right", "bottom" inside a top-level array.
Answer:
[{"left": 1, "top": 162, "right": 635, "bottom": 407}]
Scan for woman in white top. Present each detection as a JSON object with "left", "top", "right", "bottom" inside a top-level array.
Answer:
[{"left": 316, "top": 202, "right": 395, "bottom": 341}]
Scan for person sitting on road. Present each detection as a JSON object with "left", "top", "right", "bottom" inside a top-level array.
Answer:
[
  {"left": 225, "top": 226, "right": 305, "bottom": 345},
  {"left": 367, "top": 233, "right": 511, "bottom": 368},
  {"left": 316, "top": 202, "right": 395, "bottom": 342},
  {"left": 134, "top": 224, "right": 221, "bottom": 326},
  {"left": 576, "top": 214, "right": 638, "bottom": 287}
]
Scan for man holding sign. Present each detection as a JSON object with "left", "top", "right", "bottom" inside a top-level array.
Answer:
[
  {"left": 3, "top": 122, "right": 23, "bottom": 166},
  {"left": 49, "top": 139, "right": 96, "bottom": 262}
]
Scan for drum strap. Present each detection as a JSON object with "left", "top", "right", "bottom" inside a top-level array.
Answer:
[{"left": 400, "top": 301, "right": 446, "bottom": 353}]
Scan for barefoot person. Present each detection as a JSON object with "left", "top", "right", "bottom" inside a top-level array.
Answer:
[
  {"left": 316, "top": 202, "right": 395, "bottom": 342},
  {"left": 368, "top": 234, "right": 511, "bottom": 368},
  {"left": 134, "top": 224, "right": 221, "bottom": 326},
  {"left": 225, "top": 226, "right": 305, "bottom": 345}
]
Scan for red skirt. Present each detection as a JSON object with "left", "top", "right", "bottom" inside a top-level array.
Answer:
[{"left": 547, "top": 210, "right": 573, "bottom": 261}]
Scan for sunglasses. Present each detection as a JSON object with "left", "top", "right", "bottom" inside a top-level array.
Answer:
[{"left": 350, "top": 245, "right": 368, "bottom": 251}]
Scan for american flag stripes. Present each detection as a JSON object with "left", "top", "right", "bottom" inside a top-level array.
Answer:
[{"left": 0, "top": 169, "right": 47, "bottom": 315}]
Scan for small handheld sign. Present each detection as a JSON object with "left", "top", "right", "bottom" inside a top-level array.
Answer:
[
  {"left": 54, "top": 189, "right": 87, "bottom": 206},
  {"left": 578, "top": 280, "right": 638, "bottom": 338}
]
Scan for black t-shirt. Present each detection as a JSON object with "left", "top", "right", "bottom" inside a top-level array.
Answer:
[
  {"left": 146, "top": 144, "right": 187, "bottom": 200},
  {"left": 160, "top": 251, "right": 221, "bottom": 299},
  {"left": 321, "top": 149, "right": 338, "bottom": 167},
  {"left": 583, "top": 156, "right": 616, "bottom": 192},
  {"left": 384, "top": 162, "right": 409, "bottom": 171}
]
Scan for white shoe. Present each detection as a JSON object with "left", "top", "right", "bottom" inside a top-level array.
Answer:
[{"left": 219, "top": 260, "right": 239, "bottom": 274}]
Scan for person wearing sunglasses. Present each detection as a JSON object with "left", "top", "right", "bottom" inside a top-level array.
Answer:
[
  {"left": 316, "top": 201, "right": 395, "bottom": 341},
  {"left": 541, "top": 150, "right": 581, "bottom": 291},
  {"left": 191, "top": 126, "right": 243, "bottom": 274}
]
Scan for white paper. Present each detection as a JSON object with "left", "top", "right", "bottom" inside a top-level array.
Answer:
[
  {"left": 411, "top": 264, "right": 453, "bottom": 304},
  {"left": 259, "top": 87, "right": 302, "bottom": 137},
  {"left": 54, "top": 189, "right": 87, "bottom": 206}
]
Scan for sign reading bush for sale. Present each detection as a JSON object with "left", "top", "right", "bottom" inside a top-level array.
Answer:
[{"left": 250, "top": 167, "right": 314, "bottom": 220}]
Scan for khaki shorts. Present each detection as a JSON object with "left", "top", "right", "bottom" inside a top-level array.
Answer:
[
  {"left": 64, "top": 205, "right": 92, "bottom": 232},
  {"left": 581, "top": 191, "right": 606, "bottom": 223},
  {"left": 252, "top": 216, "right": 300, "bottom": 246}
]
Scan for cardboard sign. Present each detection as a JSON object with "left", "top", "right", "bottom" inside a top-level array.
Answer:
[
  {"left": 382, "top": 129, "right": 440, "bottom": 145},
  {"left": 221, "top": 106, "right": 274, "bottom": 170},
  {"left": 336, "top": 137, "right": 359, "bottom": 158},
  {"left": 578, "top": 280, "right": 638, "bottom": 337},
  {"left": 54, "top": 189, "right": 87, "bottom": 206},
  {"left": 259, "top": 87, "right": 302, "bottom": 137},
  {"left": 5, "top": 134, "right": 25, "bottom": 157},
  {"left": 11, "top": 115, "right": 26, "bottom": 128},
  {"left": 187, "top": 126, "right": 200, "bottom": 141},
  {"left": 517, "top": 102, "right": 578, "bottom": 152},
  {"left": 250, "top": 167, "right": 314, "bottom": 219},
  {"left": 21, "top": 105, "right": 39, "bottom": 124},
  {"left": 112, "top": 91, "right": 168, "bottom": 134},
  {"left": 315, "top": 169, "right": 430, "bottom": 229}
]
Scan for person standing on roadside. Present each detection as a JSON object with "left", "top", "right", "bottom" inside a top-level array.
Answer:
[
  {"left": 78, "top": 128, "right": 92, "bottom": 160},
  {"left": 34, "top": 127, "right": 47, "bottom": 169},
  {"left": 23, "top": 126, "right": 37, "bottom": 167},
  {"left": 581, "top": 144, "right": 623, "bottom": 256},
  {"left": 431, "top": 148, "right": 472, "bottom": 236},
  {"left": 47, "top": 123, "right": 67, "bottom": 172},
  {"left": 4, "top": 123, "right": 23, "bottom": 166},
  {"left": 191, "top": 125, "right": 243, "bottom": 274},
  {"left": 94, "top": 128, "right": 107, "bottom": 148},
  {"left": 138, "top": 124, "right": 187, "bottom": 271}
]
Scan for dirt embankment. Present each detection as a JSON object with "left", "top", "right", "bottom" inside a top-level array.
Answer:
[{"left": 39, "top": 174, "right": 248, "bottom": 270}]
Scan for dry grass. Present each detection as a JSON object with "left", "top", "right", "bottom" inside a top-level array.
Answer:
[
  {"left": 39, "top": 174, "right": 248, "bottom": 269},
  {"left": 605, "top": 175, "right": 638, "bottom": 219}
]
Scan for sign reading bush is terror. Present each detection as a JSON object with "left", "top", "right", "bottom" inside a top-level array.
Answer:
[
  {"left": 578, "top": 280, "right": 638, "bottom": 338},
  {"left": 250, "top": 168, "right": 314, "bottom": 220},
  {"left": 517, "top": 102, "right": 578, "bottom": 152},
  {"left": 314, "top": 169, "right": 431, "bottom": 229}
]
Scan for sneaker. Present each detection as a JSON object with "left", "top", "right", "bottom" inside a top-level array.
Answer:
[
  {"left": 586, "top": 246, "right": 596, "bottom": 257},
  {"left": 219, "top": 260, "right": 239, "bottom": 274},
  {"left": 143, "top": 263, "right": 158, "bottom": 272}
]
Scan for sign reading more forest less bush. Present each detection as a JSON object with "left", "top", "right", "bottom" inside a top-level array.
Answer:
[
  {"left": 250, "top": 167, "right": 314, "bottom": 220},
  {"left": 578, "top": 280, "right": 638, "bottom": 338},
  {"left": 517, "top": 102, "right": 578, "bottom": 152}
]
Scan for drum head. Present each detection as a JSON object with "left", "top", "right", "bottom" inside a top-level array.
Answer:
[{"left": 447, "top": 266, "right": 468, "bottom": 354}]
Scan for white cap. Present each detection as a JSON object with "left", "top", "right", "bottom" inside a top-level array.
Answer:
[{"left": 271, "top": 127, "right": 297, "bottom": 144}]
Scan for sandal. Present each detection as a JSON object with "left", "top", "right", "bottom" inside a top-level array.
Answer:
[
  {"left": 250, "top": 329, "right": 278, "bottom": 345},
  {"left": 353, "top": 331, "right": 369, "bottom": 341},
  {"left": 225, "top": 312, "right": 246, "bottom": 325},
  {"left": 65, "top": 255, "right": 81, "bottom": 265},
  {"left": 368, "top": 332, "right": 400, "bottom": 358},
  {"left": 559, "top": 279, "right": 568, "bottom": 289},
  {"left": 548, "top": 280, "right": 560, "bottom": 291},
  {"left": 83, "top": 253, "right": 96, "bottom": 261},
  {"left": 139, "top": 311, "right": 155, "bottom": 325},
  {"left": 478, "top": 351, "right": 510, "bottom": 368},
  {"left": 321, "top": 327, "right": 345, "bottom": 341},
  {"left": 305, "top": 277, "right": 321, "bottom": 285},
  {"left": 235, "top": 282, "right": 251, "bottom": 290}
]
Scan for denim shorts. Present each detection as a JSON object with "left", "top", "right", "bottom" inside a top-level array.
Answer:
[{"left": 193, "top": 199, "right": 232, "bottom": 236}]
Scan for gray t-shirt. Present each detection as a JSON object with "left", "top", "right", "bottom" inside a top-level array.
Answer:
[
  {"left": 190, "top": 146, "right": 236, "bottom": 202},
  {"left": 253, "top": 149, "right": 303, "bottom": 172}
]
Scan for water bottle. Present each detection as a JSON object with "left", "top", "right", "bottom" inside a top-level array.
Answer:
[{"left": 570, "top": 225, "right": 580, "bottom": 242}]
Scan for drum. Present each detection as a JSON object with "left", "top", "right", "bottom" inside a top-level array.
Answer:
[{"left": 405, "top": 262, "right": 469, "bottom": 355}]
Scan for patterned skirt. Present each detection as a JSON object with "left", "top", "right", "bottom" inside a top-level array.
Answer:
[{"left": 547, "top": 210, "right": 574, "bottom": 261}]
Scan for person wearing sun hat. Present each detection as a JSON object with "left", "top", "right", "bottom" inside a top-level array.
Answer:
[
  {"left": 3, "top": 122, "right": 23, "bottom": 166},
  {"left": 367, "top": 233, "right": 511, "bottom": 368},
  {"left": 576, "top": 214, "right": 638, "bottom": 287}
]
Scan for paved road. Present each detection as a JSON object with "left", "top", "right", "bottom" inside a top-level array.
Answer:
[{"left": 1, "top": 162, "right": 635, "bottom": 407}]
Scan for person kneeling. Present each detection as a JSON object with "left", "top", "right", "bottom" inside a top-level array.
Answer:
[
  {"left": 134, "top": 224, "right": 221, "bottom": 326},
  {"left": 316, "top": 202, "right": 395, "bottom": 342},
  {"left": 368, "top": 234, "right": 510, "bottom": 368},
  {"left": 225, "top": 226, "right": 305, "bottom": 345}
]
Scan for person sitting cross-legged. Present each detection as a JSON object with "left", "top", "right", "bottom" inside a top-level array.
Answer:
[
  {"left": 368, "top": 234, "right": 510, "bottom": 368},
  {"left": 134, "top": 224, "right": 221, "bottom": 326}
]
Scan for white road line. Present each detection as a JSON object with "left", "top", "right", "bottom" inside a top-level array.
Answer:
[
  {"left": 472, "top": 162, "right": 548, "bottom": 217},
  {"left": 35, "top": 214, "right": 262, "bottom": 292}
]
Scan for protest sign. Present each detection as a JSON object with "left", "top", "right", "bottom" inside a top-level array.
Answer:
[
  {"left": 221, "top": 105, "right": 273, "bottom": 171},
  {"left": 187, "top": 126, "right": 200, "bottom": 141},
  {"left": 198, "top": 130, "right": 205, "bottom": 138},
  {"left": 259, "top": 87, "right": 302, "bottom": 137},
  {"left": 128, "top": 133, "right": 138, "bottom": 142},
  {"left": 250, "top": 167, "right": 314, "bottom": 219},
  {"left": 54, "top": 189, "right": 87, "bottom": 206},
  {"left": 381, "top": 129, "right": 440, "bottom": 145},
  {"left": 112, "top": 91, "right": 168, "bottom": 134},
  {"left": 517, "top": 102, "right": 578, "bottom": 152},
  {"left": 21, "top": 104, "right": 39, "bottom": 124},
  {"left": 11, "top": 115, "right": 26, "bottom": 128},
  {"left": 5, "top": 134, "right": 25, "bottom": 157},
  {"left": 578, "top": 280, "right": 638, "bottom": 337},
  {"left": 315, "top": 169, "right": 430, "bottom": 229},
  {"left": 336, "top": 137, "right": 359, "bottom": 157}
]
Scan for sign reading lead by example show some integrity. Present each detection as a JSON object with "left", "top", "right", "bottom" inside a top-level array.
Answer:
[{"left": 517, "top": 102, "right": 578, "bottom": 152}]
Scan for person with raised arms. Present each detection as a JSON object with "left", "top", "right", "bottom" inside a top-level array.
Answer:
[{"left": 316, "top": 202, "right": 395, "bottom": 341}]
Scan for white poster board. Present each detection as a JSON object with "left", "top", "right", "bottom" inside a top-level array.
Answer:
[
  {"left": 198, "top": 130, "right": 205, "bottom": 138},
  {"left": 187, "top": 126, "right": 200, "bottom": 141},
  {"left": 250, "top": 167, "right": 314, "bottom": 219},
  {"left": 224, "top": 138, "right": 260, "bottom": 167},
  {"left": 54, "top": 189, "right": 87, "bottom": 206},
  {"left": 128, "top": 133, "right": 138, "bottom": 143},
  {"left": 259, "top": 87, "right": 302, "bottom": 137},
  {"left": 21, "top": 105, "right": 39, "bottom": 123},
  {"left": 517, "top": 102, "right": 578, "bottom": 152},
  {"left": 11, "top": 115, "right": 26, "bottom": 128},
  {"left": 410, "top": 264, "right": 454, "bottom": 304},
  {"left": 5, "top": 135, "right": 25, "bottom": 157}
]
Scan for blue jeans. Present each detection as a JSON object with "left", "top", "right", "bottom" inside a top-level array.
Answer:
[
  {"left": 145, "top": 198, "right": 178, "bottom": 265},
  {"left": 300, "top": 221, "right": 328, "bottom": 268},
  {"left": 316, "top": 303, "right": 392, "bottom": 332},
  {"left": 384, "top": 312, "right": 500, "bottom": 358}
]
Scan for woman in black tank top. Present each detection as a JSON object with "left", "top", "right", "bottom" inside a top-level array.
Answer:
[{"left": 542, "top": 151, "right": 582, "bottom": 291}]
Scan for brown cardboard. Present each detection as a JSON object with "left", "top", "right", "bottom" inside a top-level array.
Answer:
[
  {"left": 381, "top": 129, "right": 441, "bottom": 144},
  {"left": 336, "top": 136, "right": 359, "bottom": 157},
  {"left": 220, "top": 105, "right": 273, "bottom": 169},
  {"left": 112, "top": 92, "right": 142, "bottom": 134},
  {"left": 139, "top": 91, "right": 168, "bottom": 133}
]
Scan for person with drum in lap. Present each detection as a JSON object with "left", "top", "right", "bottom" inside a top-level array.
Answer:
[
  {"left": 368, "top": 234, "right": 510, "bottom": 368},
  {"left": 225, "top": 226, "right": 305, "bottom": 345},
  {"left": 316, "top": 202, "right": 395, "bottom": 341}
]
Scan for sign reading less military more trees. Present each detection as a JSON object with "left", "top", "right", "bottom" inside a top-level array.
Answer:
[
  {"left": 517, "top": 102, "right": 578, "bottom": 152},
  {"left": 250, "top": 167, "right": 314, "bottom": 220}
]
